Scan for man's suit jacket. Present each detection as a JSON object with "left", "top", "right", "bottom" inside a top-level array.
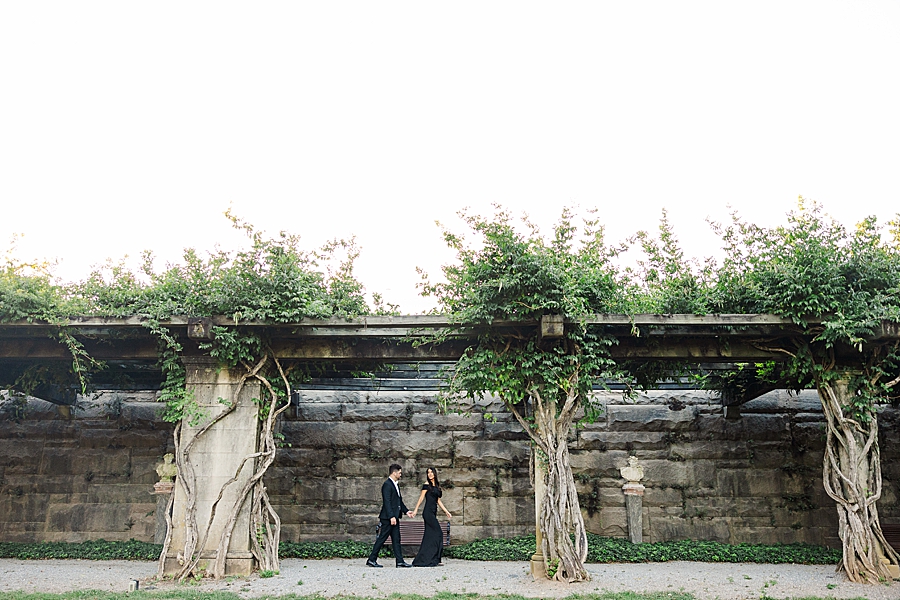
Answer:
[{"left": 378, "top": 478, "right": 409, "bottom": 520}]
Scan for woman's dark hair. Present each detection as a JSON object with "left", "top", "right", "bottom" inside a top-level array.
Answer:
[{"left": 425, "top": 467, "right": 440, "bottom": 490}]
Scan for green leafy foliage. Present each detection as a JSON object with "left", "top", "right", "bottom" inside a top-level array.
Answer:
[
  {"left": 2, "top": 213, "right": 379, "bottom": 422},
  {"left": 584, "top": 535, "right": 841, "bottom": 565},
  {"left": 443, "top": 534, "right": 840, "bottom": 565},
  {"left": 710, "top": 200, "right": 900, "bottom": 333},
  {"left": 424, "top": 207, "right": 626, "bottom": 421},
  {"left": 626, "top": 209, "right": 715, "bottom": 315},
  {"left": 0, "top": 536, "right": 842, "bottom": 565},
  {"left": 71, "top": 212, "right": 370, "bottom": 323},
  {"left": 703, "top": 200, "right": 900, "bottom": 416},
  {"left": 0, "top": 539, "right": 161, "bottom": 560},
  {"left": 424, "top": 207, "right": 626, "bottom": 320},
  {"left": 0, "top": 239, "right": 63, "bottom": 324},
  {"left": 278, "top": 540, "right": 393, "bottom": 559}
]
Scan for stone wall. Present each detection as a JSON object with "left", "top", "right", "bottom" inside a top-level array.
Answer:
[
  {"left": 273, "top": 389, "right": 900, "bottom": 547},
  {"left": 0, "top": 392, "right": 170, "bottom": 542},
  {"left": 2, "top": 388, "right": 898, "bottom": 547}
]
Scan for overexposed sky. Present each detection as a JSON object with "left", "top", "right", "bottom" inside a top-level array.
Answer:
[{"left": 2, "top": 1, "right": 898, "bottom": 313}]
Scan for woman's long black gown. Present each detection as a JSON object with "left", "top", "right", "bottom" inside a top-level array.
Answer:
[{"left": 412, "top": 484, "right": 443, "bottom": 567}]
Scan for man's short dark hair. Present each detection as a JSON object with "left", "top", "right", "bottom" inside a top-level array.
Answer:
[{"left": 389, "top": 463, "right": 402, "bottom": 475}]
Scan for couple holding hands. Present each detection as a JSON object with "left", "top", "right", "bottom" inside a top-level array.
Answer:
[{"left": 366, "top": 463, "right": 452, "bottom": 568}]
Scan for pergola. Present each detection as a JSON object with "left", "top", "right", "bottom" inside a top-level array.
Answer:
[{"left": 2, "top": 314, "right": 896, "bottom": 574}]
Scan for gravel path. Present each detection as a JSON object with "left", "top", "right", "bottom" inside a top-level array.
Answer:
[{"left": 1, "top": 558, "right": 897, "bottom": 599}]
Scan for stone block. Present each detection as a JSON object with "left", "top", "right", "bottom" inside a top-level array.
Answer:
[
  {"left": 794, "top": 411, "right": 825, "bottom": 423},
  {"left": 682, "top": 496, "right": 765, "bottom": 519},
  {"left": 291, "top": 476, "right": 375, "bottom": 504},
  {"left": 450, "top": 524, "right": 532, "bottom": 544},
  {"left": 448, "top": 430, "right": 486, "bottom": 441},
  {"left": 410, "top": 412, "right": 483, "bottom": 432},
  {"left": 272, "top": 505, "right": 347, "bottom": 525},
  {"left": 332, "top": 457, "right": 389, "bottom": 477},
  {"left": 453, "top": 440, "right": 530, "bottom": 468},
  {"left": 361, "top": 391, "right": 440, "bottom": 405},
  {"left": 0, "top": 440, "right": 43, "bottom": 473},
  {"left": 742, "top": 390, "right": 821, "bottom": 414},
  {"left": 727, "top": 525, "right": 794, "bottom": 545},
  {"left": 578, "top": 431, "right": 668, "bottom": 451},
  {"left": 642, "top": 487, "right": 683, "bottom": 508},
  {"left": 282, "top": 422, "right": 370, "bottom": 450},
  {"left": 696, "top": 414, "right": 791, "bottom": 442},
  {"left": 437, "top": 486, "right": 465, "bottom": 512},
  {"left": 592, "top": 450, "right": 631, "bottom": 478},
  {"left": 716, "top": 469, "right": 787, "bottom": 497},
  {"left": 0, "top": 494, "right": 50, "bottom": 523},
  {"left": 342, "top": 403, "right": 408, "bottom": 423},
  {"left": 462, "top": 496, "right": 533, "bottom": 526},
  {"left": 668, "top": 440, "right": 749, "bottom": 461},
  {"left": 293, "top": 390, "right": 364, "bottom": 404},
  {"left": 607, "top": 405, "right": 698, "bottom": 432},
  {"left": 639, "top": 459, "right": 690, "bottom": 488},
  {"left": 792, "top": 422, "right": 826, "bottom": 451},
  {"left": 370, "top": 431, "right": 453, "bottom": 459},
  {"left": 568, "top": 450, "right": 602, "bottom": 472},
  {"left": 120, "top": 401, "right": 170, "bottom": 423},
  {"left": 650, "top": 517, "right": 730, "bottom": 543},
  {"left": 44, "top": 449, "right": 132, "bottom": 479},
  {"left": 85, "top": 483, "right": 151, "bottom": 504},
  {"left": 293, "top": 402, "right": 343, "bottom": 421},
  {"left": 594, "top": 506, "right": 628, "bottom": 536},
  {"left": 576, "top": 482, "right": 624, "bottom": 505},
  {"left": 46, "top": 503, "right": 138, "bottom": 534},
  {"left": 481, "top": 421, "right": 529, "bottom": 441}
]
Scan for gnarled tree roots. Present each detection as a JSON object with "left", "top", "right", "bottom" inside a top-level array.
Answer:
[
  {"left": 819, "top": 379, "right": 899, "bottom": 583},
  {"left": 158, "top": 354, "right": 290, "bottom": 580}
]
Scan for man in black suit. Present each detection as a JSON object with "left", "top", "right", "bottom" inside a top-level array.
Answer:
[{"left": 366, "top": 463, "right": 413, "bottom": 568}]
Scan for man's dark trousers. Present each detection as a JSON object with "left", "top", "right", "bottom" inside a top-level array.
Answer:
[{"left": 368, "top": 519, "right": 403, "bottom": 564}]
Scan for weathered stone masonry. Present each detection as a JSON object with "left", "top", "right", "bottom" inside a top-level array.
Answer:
[{"left": 1, "top": 389, "right": 898, "bottom": 547}]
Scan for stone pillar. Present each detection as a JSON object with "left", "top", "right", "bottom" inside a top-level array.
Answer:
[
  {"left": 530, "top": 450, "right": 547, "bottom": 580},
  {"left": 623, "top": 483, "right": 645, "bottom": 544},
  {"left": 620, "top": 456, "right": 645, "bottom": 544},
  {"left": 152, "top": 480, "right": 175, "bottom": 545},
  {"left": 152, "top": 454, "right": 177, "bottom": 544},
  {"left": 163, "top": 357, "right": 261, "bottom": 576}
]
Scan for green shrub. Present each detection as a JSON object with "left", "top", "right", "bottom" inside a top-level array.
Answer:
[
  {"left": 0, "top": 539, "right": 161, "bottom": 560},
  {"left": 444, "top": 534, "right": 841, "bottom": 565},
  {"left": 278, "top": 540, "right": 393, "bottom": 559},
  {"left": 442, "top": 535, "right": 535, "bottom": 561},
  {"left": 584, "top": 535, "right": 841, "bottom": 564},
  {"left": 0, "top": 535, "right": 841, "bottom": 565}
]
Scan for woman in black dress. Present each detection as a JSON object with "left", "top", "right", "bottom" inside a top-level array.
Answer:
[{"left": 410, "top": 467, "right": 452, "bottom": 567}]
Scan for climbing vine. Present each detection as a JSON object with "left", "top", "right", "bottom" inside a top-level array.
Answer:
[
  {"left": 4, "top": 201, "right": 900, "bottom": 585},
  {"left": 423, "top": 207, "right": 629, "bottom": 582},
  {"left": 2, "top": 213, "right": 377, "bottom": 579},
  {"left": 697, "top": 200, "right": 900, "bottom": 582}
]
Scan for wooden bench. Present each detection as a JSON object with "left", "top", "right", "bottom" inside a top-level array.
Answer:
[
  {"left": 376, "top": 520, "right": 451, "bottom": 546},
  {"left": 884, "top": 525, "right": 900, "bottom": 553}
]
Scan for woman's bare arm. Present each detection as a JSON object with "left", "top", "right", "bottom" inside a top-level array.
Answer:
[{"left": 411, "top": 489, "right": 427, "bottom": 517}]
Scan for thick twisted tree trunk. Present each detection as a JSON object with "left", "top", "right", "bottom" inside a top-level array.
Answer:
[
  {"left": 515, "top": 386, "right": 589, "bottom": 582},
  {"left": 159, "top": 356, "right": 289, "bottom": 580},
  {"left": 818, "top": 378, "right": 899, "bottom": 583}
]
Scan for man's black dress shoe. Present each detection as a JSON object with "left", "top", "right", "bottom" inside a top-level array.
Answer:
[
  {"left": 366, "top": 560, "right": 383, "bottom": 568},
  {"left": 396, "top": 562, "right": 412, "bottom": 568}
]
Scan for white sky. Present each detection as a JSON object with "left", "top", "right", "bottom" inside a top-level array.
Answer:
[{"left": 2, "top": 1, "right": 898, "bottom": 313}]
